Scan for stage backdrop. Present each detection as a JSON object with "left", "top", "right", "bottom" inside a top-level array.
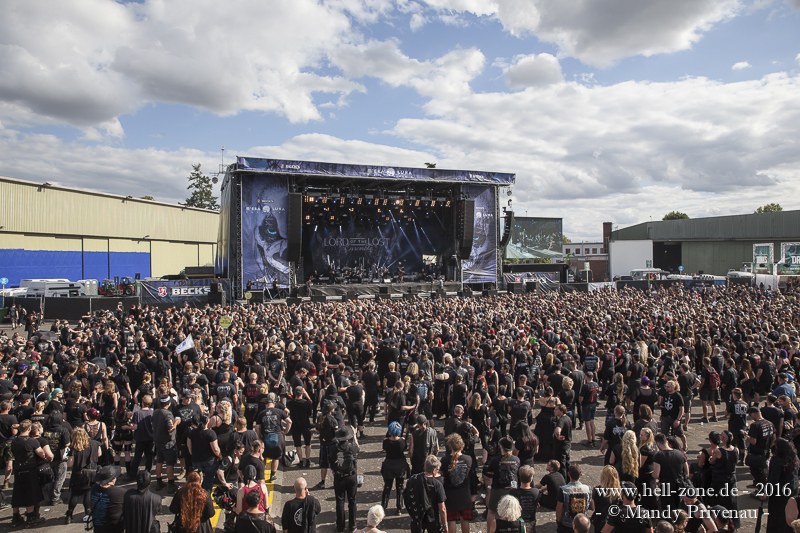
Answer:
[
  {"left": 241, "top": 175, "right": 290, "bottom": 287},
  {"left": 302, "top": 207, "right": 453, "bottom": 279},
  {"left": 506, "top": 217, "right": 563, "bottom": 260},
  {"left": 462, "top": 185, "right": 497, "bottom": 284},
  {"left": 778, "top": 242, "right": 800, "bottom": 275}
]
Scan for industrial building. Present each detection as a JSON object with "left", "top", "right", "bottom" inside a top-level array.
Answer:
[
  {"left": 609, "top": 210, "right": 800, "bottom": 278},
  {"left": 0, "top": 176, "right": 220, "bottom": 286}
]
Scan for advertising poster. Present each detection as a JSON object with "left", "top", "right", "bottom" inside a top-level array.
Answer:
[
  {"left": 752, "top": 243, "right": 774, "bottom": 273},
  {"left": 241, "top": 175, "right": 290, "bottom": 287},
  {"left": 140, "top": 279, "right": 230, "bottom": 306},
  {"left": 778, "top": 242, "right": 800, "bottom": 275},
  {"left": 462, "top": 185, "right": 497, "bottom": 284}
]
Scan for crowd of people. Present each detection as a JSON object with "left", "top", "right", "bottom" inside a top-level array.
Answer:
[{"left": 0, "top": 283, "right": 799, "bottom": 533}]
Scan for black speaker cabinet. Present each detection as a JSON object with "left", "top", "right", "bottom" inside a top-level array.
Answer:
[
  {"left": 456, "top": 199, "right": 475, "bottom": 258},
  {"left": 379, "top": 286, "right": 390, "bottom": 294},
  {"left": 208, "top": 292, "right": 226, "bottom": 306},
  {"left": 287, "top": 193, "right": 303, "bottom": 262}
]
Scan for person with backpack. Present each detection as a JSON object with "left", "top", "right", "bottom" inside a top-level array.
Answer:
[
  {"left": 90, "top": 465, "right": 127, "bottom": 533},
  {"left": 409, "top": 415, "right": 439, "bottom": 475},
  {"left": 9, "top": 419, "right": 49, "bottom": 527},
  {"left": 381, "top": 421, "right": 410, "bottom": 514},
  {"left": 255, "top": 393, "right": 291, "bottom": 482},
  {"left": 483, "top": 436, "right": 521, "bottom": 533},
  {"left": 328, "top": 425, "right": 360, "bottom": 533},
  {"left": 442, "top": 433, "right": 473, "bottom": 533},
  {"left": 42, "top": 411, "right": 71, "bottom": 505},
  {"left": 404, "top": 454, "right": 448, "bottom": 533},
  {"left": 700, "top": 357, "right": 720, "bottom": 423}
]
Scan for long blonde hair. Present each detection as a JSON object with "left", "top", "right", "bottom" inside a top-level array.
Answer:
[
  {"left": 599, "top": 465, "right": 621, "bottom": 501},
  {"left": 621, "top": 430, "right": 639, "bottom": 479},
  {"left": 639, "top": 427, "right": 655, "bottom": 451},
  {"left": 71, "top": 427, "right": 90, "bottom": 452}
]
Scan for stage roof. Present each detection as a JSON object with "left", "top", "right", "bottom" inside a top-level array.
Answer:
[{"left": 234, "top": 157, "right": 515, "bottom": 186}]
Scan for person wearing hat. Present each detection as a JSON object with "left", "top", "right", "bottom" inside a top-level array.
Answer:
[
  {"left": 122, "top": 471, "right": 163, "bottom": 533},
  {"left": 328, "top": 424, "right": 360, "bottom": 533},
  {"left": 89, "top": 465, "right": 126, "bottom": 533},
  {"left": 600, "top": 481, "right": 652, "bottom": 532}
]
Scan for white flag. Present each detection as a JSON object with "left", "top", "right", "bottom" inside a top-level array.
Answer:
[{"left": 176, "top": 334, "right": 194, "bottom": 354}]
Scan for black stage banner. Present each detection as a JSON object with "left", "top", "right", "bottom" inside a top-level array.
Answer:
[{"left": 140, "top": 279, "right": 230, "bottom": 306}]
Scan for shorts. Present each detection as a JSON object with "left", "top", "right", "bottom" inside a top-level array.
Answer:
[
  {"left": 292, "top": 427, "right": 312, "bottom": 447},
  {"left": 581, "top": 404, "right": 597, "bottom": 421},
  {"left": 699, "top": 390, "right": 715, "bottom": 402},
  {"left": 155, "top": 444, "right": 178, "bottom": 466},
  {"left": 446, "top": 507, "right": 475, "bottom": 522},
  {"left": 661, "top": 416, "right": 684, "bottom": 438}
]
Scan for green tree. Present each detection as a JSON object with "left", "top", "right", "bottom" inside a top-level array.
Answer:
[
  {"left": 184, "top": 163, "right": 219, "bottom": 210},
  {"left": 562, "top": 235, "right": 572, "bottom": 244},
  {"left": 663, "top": 211, "right": 689, "bottom": 220},
  {"left": 755, "top": 203, "right": 783, "bottom": 213}
]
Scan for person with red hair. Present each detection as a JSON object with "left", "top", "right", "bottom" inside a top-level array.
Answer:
[{"left": 169, "top": 470, "right": 215, "bottom": 533}]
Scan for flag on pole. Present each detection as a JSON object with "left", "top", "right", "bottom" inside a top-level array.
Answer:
[{"left": 176, "top": 334, "right": 194, "bottom": 354}]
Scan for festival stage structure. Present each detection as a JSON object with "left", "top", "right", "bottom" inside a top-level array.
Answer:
[{"left": 215, "top": 158, "right": 515, "bottom": 300}]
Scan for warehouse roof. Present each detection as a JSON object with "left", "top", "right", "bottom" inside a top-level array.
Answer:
[{"left": 612, "top": 210, "right": 800, "bottom": 241}]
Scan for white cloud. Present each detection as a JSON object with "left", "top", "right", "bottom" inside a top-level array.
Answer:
[
  {"left": 502, "top": 53, "right": 564, "bottom": 87},
  {"left": 732, "top": 61, "right": 752, "bottom": 70},
  {"left": 0, "top": 0, "right": 369, "bottom": 131},
  {"left": 419, "top": 0, "right": 741, "bottom": 67},
  {"left": 796, "top": 52, "right": 800, "bottom": 65},
  {"left": 330, "top": 40, "right": 485, "bottom": 98}
]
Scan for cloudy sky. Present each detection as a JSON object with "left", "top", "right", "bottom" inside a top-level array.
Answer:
[{"left": 1, "top": 0, "right": 799, "bottom": 240}]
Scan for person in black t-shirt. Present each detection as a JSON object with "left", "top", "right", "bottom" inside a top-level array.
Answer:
[
  {"left": 287, "top": 387, "right": 313, "bottom": 468},
  {"left": 553, "top": 404, "right": 572, "bottom": 478},
  {"left": 746, "top": 406, "right": 775, "bottom": 486},
  {"left": 659, "top": 380, "right": 685, "bottom": 448},
  {"left": 362, "top": 362, "right": 380, "bottom": 423},
  {"left": 188, "top": 414, "right": 222, "bottom": 490},
  {"left": 601, "top": 481, "right": 653, "bottom": 533},
  {"left": 281, "top": 477, "right": 321, "bottom": 533}
]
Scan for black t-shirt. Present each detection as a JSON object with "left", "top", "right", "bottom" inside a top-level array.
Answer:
[
  {"left": 555, "top": 414, "right": 572, "bottom": 444},
  {"left": 0, "top": 413, "right": 18, "bottom": 443},
  {"left": 11, "top": 436, "right": 40, "bottom": 470},
  {"left": 728, "top": 400, "right": 749, "bottom": 431},
  {"left": 257, "top": 407, "right": 288, "bottom": 436},
  {"left": 281, "top": 496, "right": 321, "bottom": 533},
  {"left": 239, "top": 454, "right": 265, "bottom": 481},
  {"left": 189, "top": 427, "right": 218, "bottom": 463},
  {"left": 655, "top": 449, "right": 685, "bottom": 486},
  {"left": 748, "top": 419, "right": 775, "bottom": 454},
  {"left": 173, "top": 402, "right": 201, "bottom": 439},
  {"left": 345, "top": 384, "right": 364, "bottom": 406},
  {"left": 511, "top": 486, "right": 541, "bottom": 522},
  {"left": 661, "top": 392, "right": 684, "bottom": 419},
  {"left": 362, "top": 371, "right": 380, "bottom": 395},
  {"left": 287, "top": 399, "right": 312, "bottom": 430},
  {"left": 441, "top": 453, "right": 472, "bottom": 511}
]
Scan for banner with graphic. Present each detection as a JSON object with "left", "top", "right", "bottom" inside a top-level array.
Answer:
[
  {"left": 778, "top": 242, "right": 800, "bottom": 275},
  {"left": 752, "top": 243, "right": 774, "bottom": 273},
  {"left": 241, "top": 175, "right": 290, "bottom": 287},
  {"left": 140, "top": 279, "right": 230, "bottom": 306},
  {"left": 462, "top": 185, "right": 497, "bottom": 284},
  {"left": 236, "top": 157, "right": 515, "bottom": 185}
]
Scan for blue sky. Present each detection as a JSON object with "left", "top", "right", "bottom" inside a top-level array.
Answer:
[{"left": 1, "top": 0, "right": 799, "bottom": 240}]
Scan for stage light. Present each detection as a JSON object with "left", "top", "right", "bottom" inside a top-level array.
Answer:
[
  {"left": 430, "top": 200, "right": 436, "bottom": 207},
  {"left": 414, "top": 199, "right": 421, "bottom": 207},
  {"left": 321, "top": 196, "right": 328, "bottom": 204},
  {"left": 357, "top": 197, "right": 363, "bottom": 205},
  {"left": 445, "top": 200, "right": 451, "bottom": 207},
  {"left": 382, "top": 198, "right": 388, "bottom": 206}
]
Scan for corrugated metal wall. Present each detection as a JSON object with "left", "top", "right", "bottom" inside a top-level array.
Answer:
[
  {"left": 0, "top": 178, "right": 218, "bottom": 242},
  {"left": 0, "top": 177, "right": 220, "bottom": 285}
]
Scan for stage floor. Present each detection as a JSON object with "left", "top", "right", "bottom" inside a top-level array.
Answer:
[{"left": 305, "top": 281, "right": 461, "bottom": 297}]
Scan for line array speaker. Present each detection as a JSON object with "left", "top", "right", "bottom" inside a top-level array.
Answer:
[
  {"left": 287, "top": 193, "right": 303, "bottom": 262},
  {"left": 456, "top": 199, "right": 475, "bottom": 259}
]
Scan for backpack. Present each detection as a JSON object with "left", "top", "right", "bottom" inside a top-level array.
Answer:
[
  {"left": 403, "top": 473, "right": 436, "bottom": 525},
  {"left": 495, "top": 456, "right": 519, "bottom": 488},
  {"left": 88, "top": 487, "right": 111, "bottom": 530},
  {"left": 446, "top": 456, "right": 469, "bottom": 488},
  {"left": 708, "top": 369, "right": 721, "bottom": 391},
  {"left": 416, "top": 382, "right": 429, "bottom": 405},
  {"left": 332, "top": 441, "right": 357, "bottom": 477}
]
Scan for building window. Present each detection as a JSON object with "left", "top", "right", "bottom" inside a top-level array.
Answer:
[
  {"left": 565, "top": 248, "right": 570, "bottom": 254},
  {"left": 592, "top": 248, "right": 597, "bottom": 254},
  {"left": 584, "top": 248, "right": 590, "bottom": 254}
]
